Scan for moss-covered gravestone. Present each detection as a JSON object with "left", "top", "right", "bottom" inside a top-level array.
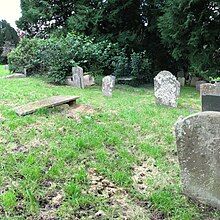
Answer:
[{"left": 175, "top": 112, "right": 220, "bottom": 208}]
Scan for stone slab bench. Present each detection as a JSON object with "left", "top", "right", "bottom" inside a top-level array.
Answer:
[{"left": 14, "top": 95, "right": 80, "bottom": 116}]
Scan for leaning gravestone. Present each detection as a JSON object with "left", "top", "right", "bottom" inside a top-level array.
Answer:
[
  {"left": 72, "top": 66, "right": 84, "bottom": 89},
  {"left": 175, "top": 111, "right": 220, "bottom": 209},
  {"left": 102, "top": 75, "right": 116, "bottom": 97},
  {"left": 154, "top": 71, "right": 180, "bottom": 107}
]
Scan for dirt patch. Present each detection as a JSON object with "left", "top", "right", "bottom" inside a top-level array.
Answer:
[
  {"left": 83, "top": 168, "right": 150, "bottom": 219},
  {"left": 132, "top": 158, "right": 173, "bottom": 196},
  {"left": 67, "top": 104, "right": 96, "bottom": 122}
]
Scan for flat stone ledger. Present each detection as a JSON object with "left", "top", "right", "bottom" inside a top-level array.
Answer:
[
  {"left": 154, "top": 71, "right": 180, "bottom": 107},
  {"left": 175, "top": 112, "right": 220, "bottom": 209},
  {"left": 5, "top": 73, "right": 26, "bottom": 79},
  {"left": 72, "top": 67, "right": 84, "bottom": 89},
  {"left": 14, "top": 96, "right": 80, "bottom": 116},
  {"left": 102, "top": 75, "right": 116, "bottom": 97},
  {"left": 202, "top": 95, "right": 220, "bottom": 112}
]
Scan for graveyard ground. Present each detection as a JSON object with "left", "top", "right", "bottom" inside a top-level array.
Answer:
[{"left": 0, "top": 65, "right": 219, "bottom": 220}]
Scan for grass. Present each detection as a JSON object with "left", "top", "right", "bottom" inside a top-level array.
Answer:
[{"left": 0, "top": 64, "right": 219, "bottom": 219}]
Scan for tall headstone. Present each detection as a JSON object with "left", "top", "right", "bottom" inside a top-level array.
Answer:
[
  {"left": 72, "top": 66, "right": 84, "bottom": 89},
  {"left": 102, "top": 75, "right": 116, "bottom": 97},
  {"left": 178, "top": 77, "right": 185, "bottom": 87},
  {"left": 154, "top": 71, "right": 180, "bottom": 107},
  {"left": 4, "top": 64, "right": 9, "bottom": 70},
  {"left": 24, "top": 68, "right": 27, "bottom": 76},
  {"left": 175, "top": 112, "right": 220, "bottom": 209}
]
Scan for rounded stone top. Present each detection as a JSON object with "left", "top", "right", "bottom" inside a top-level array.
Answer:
[{"left": 154, "top": 70, "right": 176, "bottom": 80}]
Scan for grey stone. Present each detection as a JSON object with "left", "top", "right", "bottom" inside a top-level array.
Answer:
[
  {"left": 175, "top": 111, "right": 220, "bottom": 209},
  {"left": 202, "top": 95, "right": 220, "bottom": 112},
  {"left": 196, "top": 80, "right": 207, "bottom": 91},
  {"left": 72, "top": 66, "right": 84, "bottom": 89},
  {"left": 5, "top": 73, "right": 26, "bottom": 79},
  {"left": 154, "top": 71, "right": 180, "bottom": 107},
  {"left": 4, "top": 64, "right": 9, "bottom": 70},
  {"left": 102, "top": 75, "right": 116, "bottom": 97},
  {"left": 178, "top": 77, "right": 185, "bottom": 87},
  {"left": 24, "top": 68, "right": 27, "bottom": 76},
  {"left": 200, "top": 83, "right": 220, "bottom": 97},
  {"left": 84, "top": 75, "right": 95, "bottom": 87},
  {"left": 190, "top": 77, "right": 200, "bottom": 87},
  {"left": 177, "top": 70, "right": 184, "bottom": 78},
  {"left": 14, "top": 96, "right": 80, "bottom": 116}
]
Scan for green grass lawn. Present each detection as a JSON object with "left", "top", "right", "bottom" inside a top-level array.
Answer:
[{"left": 0, "top": 65, "right": 219, "bottom": 219}]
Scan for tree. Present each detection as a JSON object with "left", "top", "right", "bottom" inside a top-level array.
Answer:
[
  {"left": 0, "top": 20, "right": 19, "bottom": 63},
  {"left": 17, "top": 0, "right": 174, "bottom": 76},
  {"left": 16, "top": 0, "right": 75, "bottom": 37},
  {"left": 158, "top": 0, "right": 220, "bottom": 79}
]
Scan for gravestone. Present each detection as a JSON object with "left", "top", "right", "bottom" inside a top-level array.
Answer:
[
  {"left": 5, "top": 73, "right": 26, "bottom": 79},
  {"left": 72, "top": 66, "right": 84, "bottom": 89},
  {"left": 196, "top": 80, "right": 206, "bottom": 91},
  {"left": 154, "top": 71, "right": 180, "bottom": 107},
  {"left": 202, "top": 95, "right": 220, "bottom": 112},
  {"left": 4, "top": 64, "right": 9, "bottom": 70},
  {"left": 24, "top": 68, "right": 27, "bottom": 76},
  {"left": 190, "top": 77, "right": 200, "bottom": 87},
  {"left": 178, "top": 77, "right": 185, "bottom": 87},
  {"left": 200, "top": 83, "right": 220, "bottom": 96},
  {"left": 102, "top": 75, "right": 116, "bottom": 97},
  {"left": 84, "top": 75, "right": 95, "bottom": 87},
  {"left": 175, "top": 111, "right": 220, "bottom": 209},
  {"left": 14, "top": 96, "right": 80, "bottom": 116}
]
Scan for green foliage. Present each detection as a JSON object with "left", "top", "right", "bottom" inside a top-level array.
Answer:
[
  {"left": 9, "top": 33, "right": 154, "bottom": 83},
  {"left": 0, "top": 20, "right": 19, "bottom": 64},
  {"left": 158, "top": 0, "right": 220, "bottom": 79},
  {"left": 8, "top": 33, "right": 121, "bottom": 83},
  {"left": 17, "top": 0, "right": 174, "bottom": 79}
]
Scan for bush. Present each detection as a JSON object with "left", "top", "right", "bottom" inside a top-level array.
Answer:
[
  {"left": 8, "top": 32, "right": 153, "bottom": 84},
  {"left": 8, "top": 33, "right": 121, "bottom": 83}
]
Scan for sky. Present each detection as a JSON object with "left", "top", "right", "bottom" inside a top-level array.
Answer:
[{"left": 0, "top": 0, "right": 21, "bottom": 29}]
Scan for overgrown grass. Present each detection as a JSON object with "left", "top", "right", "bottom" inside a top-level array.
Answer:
[{"left": 0, "top": 65, "right": 219, "bottom": 219}]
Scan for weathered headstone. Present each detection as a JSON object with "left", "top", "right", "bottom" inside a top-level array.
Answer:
[
  {"left": 200, "top": 83, "right": 220, "bottom": 96},
  {"left": 178, "top": 77, "right": 185, "bottom": 87},
  {"left": 177, "top": 70, "right": 184, "bottom": 78},
  {"left": 190, "top": 77, "right": 200, "bottom": 87},
  {"left": 72, "top": 66, "right": 84, "bottom": 89},
  {"left": 102, "top": 75, "right": 116, "bottom": 97},
  {"left": 154, "top": 71, "right": 180, "bottom": 107},
  {"left": 175, "top": 111, "right": 220, "bottom": 209},
  {"left": 202, "top": 95, "right": 220, "bottom": 112},
  {"left": 84, "top": 75, "right": 95, "bottom": 87},
  {"left": 196, "top": 80, "right": 206, "bottom": 91},
  {"left": 4, "top": 64, "right": 9, "bottom": 70},
  {"left": 24, "top": 68, "right": 27, "bottom": 76}
]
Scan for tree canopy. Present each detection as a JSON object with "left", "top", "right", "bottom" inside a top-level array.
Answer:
[
  {"left": 158, "top": 0, "right": 220, "bottom": 78},
  {"left": 16, "top": 0, "right": 220, "bottom": 79},
  {"left": 0, "top": 20, "right": 19, "bottom": 63}
]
